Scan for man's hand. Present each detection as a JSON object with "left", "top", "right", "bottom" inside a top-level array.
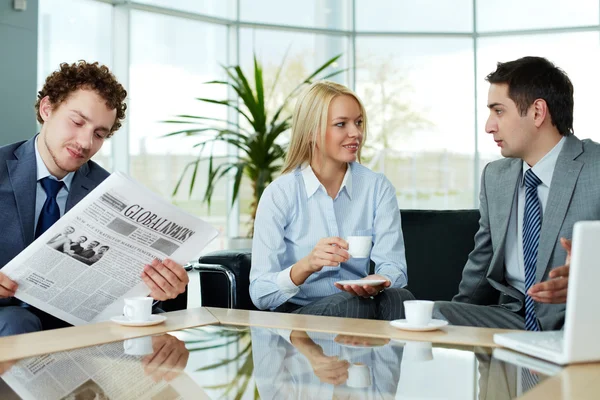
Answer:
[
  {"left": 0, "top": 359, "right": 17, "bottom": 376},
  {"left": 142, "top": 334, "right": 189, "bottom": 382},
  {"left": 141, "top": 259, "right": 189, "bottom": 301},
  {"left": 528, "top": 238, "right": 571, "bottom": 304},
  {"left": 334, "top": 274, "right": 390, "bottom": 298},
  {"left": 0, "top": 272, "right": 17, "bottom": 299}
]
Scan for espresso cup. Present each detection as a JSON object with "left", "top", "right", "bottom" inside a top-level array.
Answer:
[
  {"left": 123, "top": 336, "right": 153, "bottom": 356},
  {"left": 404, "top": 300, "right": 434, "bottom": 326},
  {"left": 123, "top": 297, "right": 153, "bottom": 322},
  {"left": 346, "top": 236, "right": 372, "bottom": 259},
  {"left": 347, "top": 363, "right": 372, "bottom": 388}
]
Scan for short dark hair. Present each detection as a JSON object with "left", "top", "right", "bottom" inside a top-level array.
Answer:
[
  {"left": 486, "top": 56, "right": 574, "bottom": 136},
  {"left": 35, "top": 61, "right": 127, "bottom": 135}
]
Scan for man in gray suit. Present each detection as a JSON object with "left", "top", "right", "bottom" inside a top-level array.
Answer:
[
  {"left": 0, "top": 61, "right": 189, "bottom": 336},
  {"left": 434, "top": 56, "right": 600, "bottom": 331}
]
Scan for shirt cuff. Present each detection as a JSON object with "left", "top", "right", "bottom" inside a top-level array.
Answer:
[{"left": 276, "top": 265, "right": 301, "bottom": 297}]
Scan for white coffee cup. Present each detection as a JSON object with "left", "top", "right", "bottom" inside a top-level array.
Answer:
[
  {"left": 123, "top": 336, "right": 154, "bottom": 356},
  {"left": 347, "top": 236, "right": 372, "bottom": 259},
  {"left": 347, "top": 363, "right": 372, "bottom": 388},
  {"left": 123, "top": 297, "right": 153, "bottom": 322},
  {"left": 404, "top": 300, "right": 434, "bottom": 326},
  {"left": 402, "top": 341, "right": 433, "bottom": 362}
]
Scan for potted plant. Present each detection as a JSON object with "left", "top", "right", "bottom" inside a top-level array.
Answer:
[{"left": 165, "top": 53, "right": 344, "bottom": 241}]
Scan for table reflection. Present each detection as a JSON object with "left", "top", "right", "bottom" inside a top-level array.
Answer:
[
  {"left": 0, "top": 325, "right": 565, "bottom": 400},
  {"left": 0, "top": 333, "right": 201, "bottom": 400},
  {"left": 251, "top": 328, "right": 404, "bottom": 399}
]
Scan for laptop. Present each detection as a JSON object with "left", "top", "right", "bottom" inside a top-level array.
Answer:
[{"left": 493, "top": 220, "right": 600, "bottom": 365}]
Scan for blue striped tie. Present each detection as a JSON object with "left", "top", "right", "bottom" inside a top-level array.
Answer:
[
  {"left": 523, "top": 169, "right": 542, "bottom": 331},
  {"left": 35, "top": 177, "right": 64, "bottom": 238}
]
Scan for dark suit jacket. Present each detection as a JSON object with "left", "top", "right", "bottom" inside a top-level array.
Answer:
[
  {"left": 0, "top": 136, "right": 109, "bottom": 271},
  {"left": 454, "top": 135, "right": 600, "bottom": 330}
]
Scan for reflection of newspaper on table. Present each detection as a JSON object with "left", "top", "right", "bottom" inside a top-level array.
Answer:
[
  {"left": 0, "top": 340, "right": 210, "bottom": 400},
  {"left": 2, "top": 172, "right": 218, "bottom": 325}
]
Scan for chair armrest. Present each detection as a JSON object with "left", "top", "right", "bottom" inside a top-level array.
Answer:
[{"left": 197, "top": 249, "right": 256, "bottom": 310}]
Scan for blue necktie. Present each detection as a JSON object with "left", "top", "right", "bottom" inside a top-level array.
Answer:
[
  {"left": 523, "top": 169, "right": 542, "bottom": 331},
  {"left": 35, "top": 177, "right": 64, "bottom": 238}
]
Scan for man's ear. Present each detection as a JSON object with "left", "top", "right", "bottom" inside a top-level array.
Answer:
[
  {"left": 532, "top": 98, "right": 548, "bottom": 128},
  {"left": 39, "top": 96, "right": 54, "bottom": 122}
]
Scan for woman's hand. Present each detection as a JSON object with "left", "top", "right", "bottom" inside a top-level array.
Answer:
[
  {"left": 335, "top": 274, "right": 391, "bottom": 298},
  {"left": 291, "top": 237, "right": 350, "bottom": 286}
]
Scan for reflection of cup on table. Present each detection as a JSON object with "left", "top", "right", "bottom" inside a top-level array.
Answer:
[
  {"left": 404, "top": 300, "right": 434, "bottom": 326},
  {"left": 402, "top": 341, "right": 433, "bottom": 362},
  {"left": 347, "top": 363, "right": 372, "bottom": 388},
  {"left": 123, "top": 297, "right": 153, "bottom": 322},
  {"left": 123, "top": 336, "right": 154, "bottom": 356},
  {"left": 347, "top": 236, "right": 372, "bottom": 259}
]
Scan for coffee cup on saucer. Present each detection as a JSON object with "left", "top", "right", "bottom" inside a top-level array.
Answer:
[
  {"left": 123, "top": 297, "right": 153, "bottom": 322},
  {"left": 123, "top": 336, "right": 153, "bottom": 356},
  {"left": 346, "top": 236, "right": 372, "bottom": 259},
  {"left": 402, "top": 341, "right": 434, "bottom": 362},
  {"left": 404, "top": 300, "right": 434, "bottom": 327},
  {"left": 347, "top": 363, "right": 372, "bottom": 388}
]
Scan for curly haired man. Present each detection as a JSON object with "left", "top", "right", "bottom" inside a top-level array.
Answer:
[{"left": 0, "top": 61, "right": 189, "bottom": 336}]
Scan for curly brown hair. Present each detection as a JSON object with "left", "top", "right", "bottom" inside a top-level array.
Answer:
[{"left": 35, "top": 61, "right": 127, "bottom": 135}]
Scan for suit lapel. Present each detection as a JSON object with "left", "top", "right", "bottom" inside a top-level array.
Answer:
[
  {"left": 66, "top": 162, "right": 96, "bottom": 211},
  {"left": 7, "top": 138, "right": 38, "bottom": 245},
  {"left": 487, "top": 159, "right": 522, "bottom": 282},
  {"left": 536, "top": 136, "right": 583, "bottom": 282}
]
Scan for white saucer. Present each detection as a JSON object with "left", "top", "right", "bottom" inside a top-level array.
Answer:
[
  {"left": 389, "top": 319, "right": 448, "bottom": 332},
  {"left": 111, "top": 315, "right": 167, "bottom": 327},
  {"left": 335, "top": 279, "right": 386, "bottom": 286}
]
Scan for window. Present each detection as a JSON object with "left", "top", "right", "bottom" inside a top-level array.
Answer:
[
  {"left": 38, "top": 0, "right": 113, "bottom": 169},
  {"left": 129, "top": 10, "right": 228, "bottom": 251},
  {"left": 356, "top": 37, "right": 475, "bottom": 208}
]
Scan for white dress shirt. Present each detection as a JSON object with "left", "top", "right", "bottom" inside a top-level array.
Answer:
[
  {"left": 250, "top": 162, "right": 407, "bottom": 310},
  {"left": 504, "top": 137, "right": 566, "bottom": 293}
]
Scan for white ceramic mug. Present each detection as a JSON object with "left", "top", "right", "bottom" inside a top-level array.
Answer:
[
  {"left": 347, "top": 236, "right": 372, "bottom": 259},
  {"left": 123, "top": 297, "right": 153, "bottom": 322},
  {"left": 123, "top": 336, "right": 154, "bottom": 356},
  {"left": 347, "top": 363, "right": 372, "bottom": 388},
  {"left": 404, "top": 300, "right": 434, "bottom": 326}
]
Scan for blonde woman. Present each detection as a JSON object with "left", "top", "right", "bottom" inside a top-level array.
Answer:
[{"left": 250, "top": 81, "right": 414, "bottom": 319}]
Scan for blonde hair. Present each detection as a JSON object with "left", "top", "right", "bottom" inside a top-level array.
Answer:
[{"left": 282, "top": 80, "right": 367, "bottom": 174}]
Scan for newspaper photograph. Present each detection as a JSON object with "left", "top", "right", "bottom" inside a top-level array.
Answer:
[
  {"left": 0, "top": 334, "right": 210, "bottom": 400},
  {"left": 1, "top": 172, "right": 219, "bottom": 325}
]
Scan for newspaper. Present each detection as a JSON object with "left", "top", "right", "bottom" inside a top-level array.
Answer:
[
  {"left": 0, "top": 336, "right": 210, "bottom": 400},
  {"left": 1, "top": 172, "right": 219, "bottom": 325}
]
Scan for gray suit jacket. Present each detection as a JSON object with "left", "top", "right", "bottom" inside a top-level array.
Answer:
[
  {"left": 454, "top": 135, "right": 600, "bottom": 330},
  {"left": 0, "top": 136, "right": 109, "bottom": 270}
]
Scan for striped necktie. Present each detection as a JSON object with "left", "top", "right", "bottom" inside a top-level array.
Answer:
[{"left": 523, "top": 169, "right": 542, "bottom": 331}]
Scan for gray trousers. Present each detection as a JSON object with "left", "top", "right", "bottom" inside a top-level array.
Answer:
[
  {"left": 433, "top": 301, "right": 525, "bottom": 329},
  {"left": 276, "top": 288, "right": 415, "bottom": 320},
  {"left": 0, "top": 306, "right": 43, "bottom": 337}
]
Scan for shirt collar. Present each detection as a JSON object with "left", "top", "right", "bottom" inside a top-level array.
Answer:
[
  {"left": 34, "top": 135, "right": 74, "bottom": 191},
  {"left": 301, "top": 163, "right": 353, "bottom": 200},
  {"left": 521, "top": 136, "right": 566, "bottom": 188}
]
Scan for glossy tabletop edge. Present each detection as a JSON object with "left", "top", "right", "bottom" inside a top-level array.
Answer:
[
  {"left": 205, "top": 307, "right": 517, "bottom": 348},
  {"left": 0, "top": 308, "right": 218, "bottom": 363}
]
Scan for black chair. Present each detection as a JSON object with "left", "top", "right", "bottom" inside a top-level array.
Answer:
[
  {"left": 195, "top": 209, "right": 481, "bottom": 309},
  {"left": 401, "top": 209, "right": 479, "bottom": 301}
]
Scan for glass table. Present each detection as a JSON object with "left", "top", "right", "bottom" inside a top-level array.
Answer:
[{"left": 0, "top": 323, "right": 563, "bottom": 400}]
